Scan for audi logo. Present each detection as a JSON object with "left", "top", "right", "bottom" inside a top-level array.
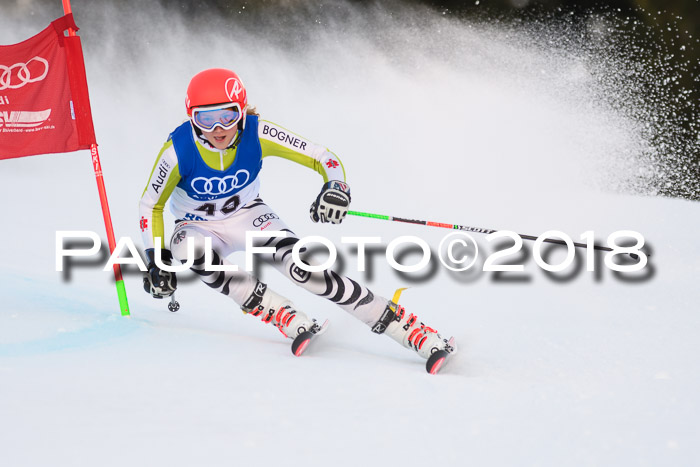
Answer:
[
  {"left": 0, "top": 56, "right": 49, "bottom": 90},
  {"left": 191, "top": 170, "right": 250, "bottom": 195},
  {"left": 253, "top": 213, "right": 279, "bottom": 227}
]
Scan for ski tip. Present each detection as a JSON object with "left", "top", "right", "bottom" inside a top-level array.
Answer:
[
  {"left": 426, "top": 349, "right": 450, "bottom": 375},
  {"left": 291, "top": 331, "right": 313, "bottom": 357},
  {"left": 428, "top": 357, "right": 446, "bottom": 375},
  {"left": 294, "top": 338, "right": 311, "bottom": 357}
]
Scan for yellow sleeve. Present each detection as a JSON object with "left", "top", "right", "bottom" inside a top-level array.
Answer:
[
  {"left": 139, "top": 140, "right": 182, "bottom": 250},
  {"left": 258, "top": 120, "right": 346, "bottom": 183}
]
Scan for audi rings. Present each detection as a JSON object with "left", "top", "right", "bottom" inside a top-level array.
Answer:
[
  {"left": 191, "top": 170, "right": 250, "bottom": 195},
  {"left": 253, "top": 213, "right": 279, "bottom": 227},
  {"left": 0, "top": 56, "right": 49, "bottom": 90}
]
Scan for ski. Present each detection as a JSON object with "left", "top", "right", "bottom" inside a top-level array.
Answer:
[
  {"left": 426, "top": 336, "right": 456, "bottom": 375},
  {"left": 291, "top": 319, "right": 329, "bottom": 357}
]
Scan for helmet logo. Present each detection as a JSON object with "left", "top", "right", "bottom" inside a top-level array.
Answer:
[{"left": 225, "top": 77, "right": 243, "bottom": 102}]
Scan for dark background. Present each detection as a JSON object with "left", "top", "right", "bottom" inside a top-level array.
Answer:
[
  {"left": 9, "top": 0, "right": 700, "bottom": 199},
  {"left": 154, "top": 0, "right": 700, "bottom": 199},
  {"left": 155, "top": 0, "right": 697, "bottom": 110}
]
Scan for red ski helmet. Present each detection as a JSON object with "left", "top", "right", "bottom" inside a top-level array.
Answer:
[{"left": 185, "top": 68, "right": 248, "bottom": 124}]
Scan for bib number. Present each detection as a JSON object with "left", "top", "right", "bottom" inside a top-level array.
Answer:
[{"left": 194, "top": 194, "right": 240, "bottom": 217}]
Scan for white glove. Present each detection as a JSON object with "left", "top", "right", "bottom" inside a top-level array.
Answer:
[
  {"left": 143, "top": 248, "right": 177, "bottom": 298},
  {"left": 310, "top": 181, "right": 351, "bottom": 224}
]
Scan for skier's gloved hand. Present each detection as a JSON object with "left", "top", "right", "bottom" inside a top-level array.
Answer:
[
  {"left": 310, "top": 181, "right": 351, "bottom": 224},
  {"left": 143, "top": 248, "right": 177, "bottom": 299}
]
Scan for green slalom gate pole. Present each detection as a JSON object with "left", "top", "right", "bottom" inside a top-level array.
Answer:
[
  {"left": 89, "top": 143, "right": 130, "bottom": 317},
  {"left": 64, "top": 0, "right": 130, "bottom": 316},
  {"left": 347, "top": 210, "right": 614, "bottom": 252}
]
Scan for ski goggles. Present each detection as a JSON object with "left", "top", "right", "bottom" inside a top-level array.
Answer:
[{"left": 191, "top": 104, "right": 242, "bottom": 132}]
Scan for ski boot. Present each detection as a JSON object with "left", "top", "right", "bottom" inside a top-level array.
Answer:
[
  {"left": 371, "top": 289, "right": 456, "bottom": 374},
  {"left": 379, "top": 304, "right": 453, "bottom": 359},
  {"left": 241, "top": 281, "right": 316, "bottom": 339}
]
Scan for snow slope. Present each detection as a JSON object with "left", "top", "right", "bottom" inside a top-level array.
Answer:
[{"left": 1, "top": 2, "right": 699, "bottom": 466}]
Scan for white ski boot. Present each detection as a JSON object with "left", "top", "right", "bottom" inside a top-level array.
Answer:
[
  {"left": 385, "top": 305, "right": 452, "bottom": 359},
  {"left": 371, "top": 291, "right": 454, "bottom": 360},
  {"left": 241, "top": 281, "right": 315, "bottom": 339}
]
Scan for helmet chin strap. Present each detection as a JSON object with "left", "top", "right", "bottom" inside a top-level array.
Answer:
[
  {"left": 227, "top": 115, "right": 246, "bottom": 148},
  {"left": 227, "top": 129, "right": 242, "bottom": 149}
]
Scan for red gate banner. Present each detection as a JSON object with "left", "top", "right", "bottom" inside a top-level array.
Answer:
[{"left": 0, "top": 14, "right": 96, "bottom": 160}]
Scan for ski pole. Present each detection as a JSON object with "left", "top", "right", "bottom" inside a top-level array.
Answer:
[
  {"left": 168, "top": 293, "right": 180, "bottom": 312},
  {"left": 347, "top": 210, "right": 614, "bottom": 252}
]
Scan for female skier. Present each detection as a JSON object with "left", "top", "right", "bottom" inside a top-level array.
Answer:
[{"left": 139, "top": 68, "right": 454, "bottom": 370}]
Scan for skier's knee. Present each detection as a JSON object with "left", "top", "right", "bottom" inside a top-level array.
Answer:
[{"left": 170, "top": 227, "right": 208, "bottom": 262}]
